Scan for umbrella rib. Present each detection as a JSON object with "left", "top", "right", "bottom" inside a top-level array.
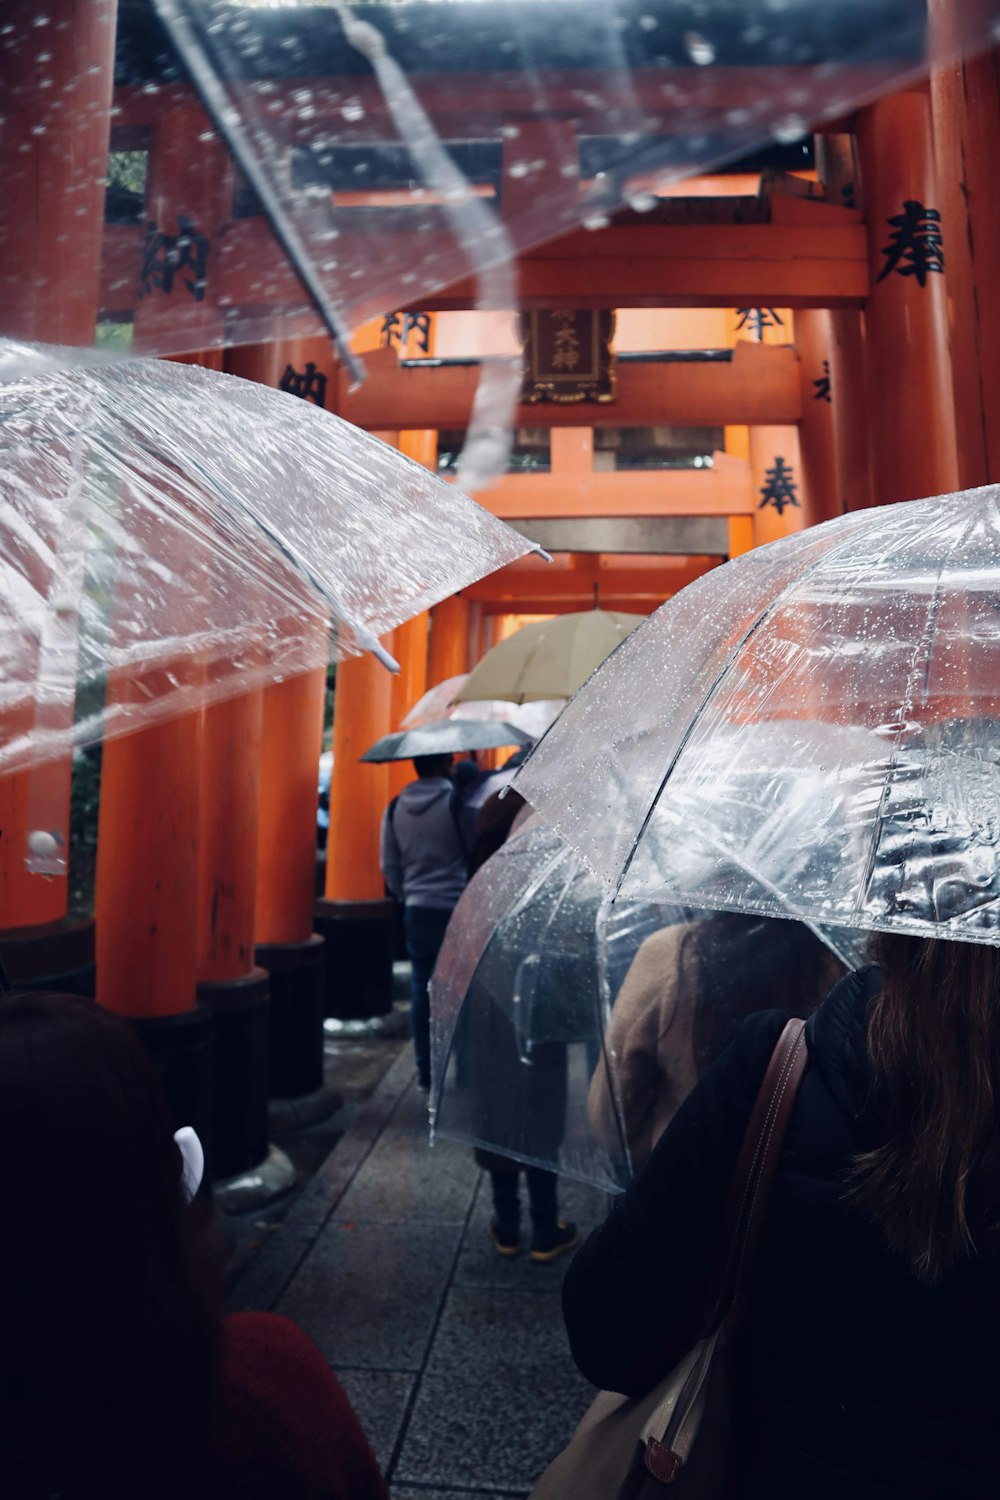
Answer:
[{"left": 611, "top": 505, "right": 935, "bottom": 902}]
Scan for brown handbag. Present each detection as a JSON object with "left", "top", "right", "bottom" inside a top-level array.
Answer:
[{"left": 529, "top": 1018, "right": 808, "bottom": 1500}]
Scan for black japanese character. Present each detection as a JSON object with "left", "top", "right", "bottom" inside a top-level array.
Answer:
[
  {"left": 735, "top": 307, "right": 785, "bottom": 341},
  {"left": 139, "top": 216, "right": 210, "bottom": 302},
  {"left": 381, "top": 310, "right": 431, "bottom": 353},
  {"left": 758, "top": 456, "right": 800, "bottom": 515},
  {"left": 876, "top": 200, "right": 944, "bottom": 288},
  {"left": 813, "top": 360, "right": 832, "bottom": 404},
  {"left": 278, "top": 361, "right": 328, "bottom": 408}
]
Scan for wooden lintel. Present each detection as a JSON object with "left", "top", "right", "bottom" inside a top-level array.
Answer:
[
  {"left": 338, "top": 341, "right": 801, "bottom": 429},
  {"left": 464, "top": 552, "right": 721, "bottom": 603},
  {"left": 464, "top": 451, "right": 754, "bottom": 520}
]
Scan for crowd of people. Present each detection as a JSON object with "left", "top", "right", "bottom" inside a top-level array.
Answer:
[{"left": 7, "top": 744, "right": 1000, "bottom": 1499}]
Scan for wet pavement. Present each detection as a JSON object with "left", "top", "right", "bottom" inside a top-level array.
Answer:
[{"left": 225, "top": 1002, "right": 608, "bottom": 1498}]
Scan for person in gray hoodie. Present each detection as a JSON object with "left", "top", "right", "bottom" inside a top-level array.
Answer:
[{"left": 380, "top": 754, "right": 470, "bottom": 1089}]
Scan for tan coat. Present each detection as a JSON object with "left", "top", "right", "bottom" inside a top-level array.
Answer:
[{"left": 588, "top": 922, "right": 701, "bottom": 1175}]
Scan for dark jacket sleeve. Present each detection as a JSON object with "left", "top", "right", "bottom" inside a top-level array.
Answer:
[{"left": 562, "top": 1009, "right": 787, "bottom": 1399}]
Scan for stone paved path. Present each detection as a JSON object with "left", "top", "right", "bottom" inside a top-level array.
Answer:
[{"left": 229, "top": 1048, "right": 608, "bottom": 1498}]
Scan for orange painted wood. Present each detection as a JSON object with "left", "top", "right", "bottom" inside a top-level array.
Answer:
[
  {"left": 95, "top": 705, "right": 203, "bottom": 1017},
  {"left": 197, "top": 689, "right": 263, "bottom": 983},
  {"left": 795, "top": 309, "right": 842, "bottom": 525},
  {"left": 256, "top": 665, "right": 328, "bottom": 945},
  {"left": 464, "top": 554, "right": 721, "bottom": 603},
  {"left": 226, "top": 334, "right": 338, "bottom": 402},
  {"left": 727, "top": 516, "right": 755, "bottom": 558},
  {"left": 101, "top": 213, "right": 870, "bottom": 320},
  {"left": 930, "top": 33, "right": 1000, "bottom": 487},
  {"left": 0, "top": 0, "right": 115, "bottom": 928},
  {"left": 324, "top": 654, "right": 392, "bottom": 903},
  {"left": 468, "top": 453, "right": 754, "bottom": 520},
  {"left": 338, "top": 341, "right": 801, "bottom": 429},
  {"left": 427, "top": 597, "right": 472, "bottom": 685},
  {"left": 855, "top": 93, "right": 958, "bottom": 505},
  {"left": 750, "top": 426, "right": 807, "bottom": 548},
  {"left": 387, "top": 432, "right": 436, "bottom": 798}
]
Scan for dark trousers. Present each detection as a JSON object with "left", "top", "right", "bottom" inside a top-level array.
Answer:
[
  {"left": 403, "top": 903, "right": 453, "bottom": 1087},
  {"left": 490, "top": 1166, "right": 559, "bottom": 1236}
]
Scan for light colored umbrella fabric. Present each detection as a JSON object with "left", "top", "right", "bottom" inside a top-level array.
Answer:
[
  {"left": 402, "top": 674, "right": 564, "bottom": 739},
  {"left": 0, "top": 353, "right": 534, "bottom": 776},
  {"left": 455, "top": 609, "right": 643, "bottom": 705},
  {"left": 430, "top": 816, "right": 862, "bottom": 1191},
  {"left": 517, "top": 487, "right": 1000, "bottom": 945},
  {"left": 360, "top": 717, "right": 531, "bottom": 763}
]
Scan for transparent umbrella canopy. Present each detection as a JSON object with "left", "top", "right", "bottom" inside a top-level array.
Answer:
[
  {"left": 517, "top": 487, "right": 1000, "bottom": 945},
  {"left": 360, "top": 717, "right": 531, "bottom": 762},
  {"left": 0, "top": 353, "right": 534, "bottom": 867},
  {"left": 430, "top": 815, "right": 862, "bottom": 1191}
]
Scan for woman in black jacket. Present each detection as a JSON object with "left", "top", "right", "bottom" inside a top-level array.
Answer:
[{"left": 562, "top": 934, "right": 1000, "bottom": 1499}]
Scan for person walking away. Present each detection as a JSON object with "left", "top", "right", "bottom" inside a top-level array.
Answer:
[
  {"left": 562, "top": 932, "right": 1000, "bottom": 1498},
  {"left": 381, "top": 753, "right": 470, "bottom": 1090}
]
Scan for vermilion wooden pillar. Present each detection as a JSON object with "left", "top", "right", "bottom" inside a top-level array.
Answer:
[
  {"left": 387, "top": 430, "right": 436, "bottom": 798},
  {"left": 254, "top": 660, "right": 329, "bottom": 1096},
  {"left": 427, "top": 596, "right": 472, "bottom": 685},
  {"left": 795, "top": 309, "right": 842, "bottom": 526},
  {"left": 929, "top": 25, "right": 1000, "bottom": 488},
  {"left": 0, "top": 0, "right": 115, "bottom": 990},
  {"left": 196, "top": 687, "right": 273, "bottom": 1176},
  {"left": 750, "top": 427, "right": 808, "bottom": 548},
  {"left": 855, "top": 93, "right": 959, "bottom": 506},
  {"left": 316, "top": 652, "right": 395, "bottom": 1021}
]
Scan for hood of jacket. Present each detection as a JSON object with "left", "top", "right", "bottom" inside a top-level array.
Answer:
[{"left": 398, "top": 777, "right": 452, "bottom": 815}]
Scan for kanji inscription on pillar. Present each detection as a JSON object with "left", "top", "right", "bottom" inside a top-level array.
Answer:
[
  {"left": 519, "top": 309, "right": 616, "bottom": 404},
  {"left": 876, "top": 201, "right": 945, "bottom": 288},
  {"left": 758, "top": 456, "right": 800, "bottom": 514},
  {"left": 381, "top": 311, "right": 432, "bottom": 354},
  {"left": 735, "top": 308, "right": 785, "bottom": 341},
  {"left": 139, "top": 216, "right": 210, "bottom": 301},
  {"left": 279, "top": 362, "right": 328, "bottom": 408},
  {"left": 813, "top": 360, "right": 832, "bottom": 403}
]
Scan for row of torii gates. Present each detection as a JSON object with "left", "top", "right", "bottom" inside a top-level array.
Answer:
[{"left": 3, "top": 0, "right": 999, "bottom": 1178}]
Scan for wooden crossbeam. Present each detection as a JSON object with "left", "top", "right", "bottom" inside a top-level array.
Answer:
[
  {"left": 464, "top": 450, "right": 754, "bottom": 520},
  {"left": 337, "top": 341, "right": 801, "bottom": 428},
  {"left": 464, "top": 551, "right": 720, "bottom": 604}
]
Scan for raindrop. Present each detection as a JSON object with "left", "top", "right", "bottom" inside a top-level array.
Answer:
[
  {"left": 772, "top": 114, "right": 807, "bottom": 145},
  {"left": 628, "top": 191, "right": 657, "bottom": 213},
  {"left": 341, "top": 99, "right": 365, "bottom": 122},
  {"left": 684, "top": 32, "right": 716, "bottom": 66},
  {"left": 33, "top": 13, "right": 50, "bottom": 25},
  {"left": 583, "top": 211, "right": 610, "bottom": 231},
  {"left": 508, "top": 161, "right": 531, "bottom": 179},
  {"left": 501, "top": 124, "right": 520, "bottom": 139},
  {"left": 638, "top": 14, "right": 658, "bottom": 31}
]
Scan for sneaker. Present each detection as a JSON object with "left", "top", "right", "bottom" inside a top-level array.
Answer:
[
  {"left": 530, "top": 1221, "right": 580, "bottom": 1264},
  {"left": 488, "top": 1218, "right": 521, "bottom": 1257}
]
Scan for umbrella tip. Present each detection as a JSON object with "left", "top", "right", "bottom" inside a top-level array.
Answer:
[
  {"left": 355, "top": 626, "right": 400, "bottom": 674},
  {"left": 529, "top": 542, "right": 553, "bottom": 564}
]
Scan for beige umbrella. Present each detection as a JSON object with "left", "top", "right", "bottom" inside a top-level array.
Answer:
[{"left": 455, "top": 609, "right": 645, "bottom": 705}]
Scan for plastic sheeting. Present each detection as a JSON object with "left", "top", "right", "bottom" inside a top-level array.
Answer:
[
  {"left": 430, "top": 816, "right": 860, "bottom": 1191},
  {"left": 6, "top": 0, "right": 1000, "bottom": 486},
  {"left": 0, "top": 352, "right": 533, "bottom": 781},
  {"left": 517, "top": 486, "right": 1000, "bottom": 945}
]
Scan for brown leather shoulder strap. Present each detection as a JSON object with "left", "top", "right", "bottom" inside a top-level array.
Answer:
[{"left": 703, "top": 1017, "right": 808, "bottom": 1329}]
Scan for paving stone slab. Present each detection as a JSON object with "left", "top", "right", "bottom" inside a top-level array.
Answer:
[
  {"left": 277, "top": 1219, "right": 464, "bottom": 1370},
  {"left": 227, "top": 1218, "right": 321, "bottom": 1313},
  {"left": 453, "top": 1174, "right": 611, "bottom": 1292},
  {"left": 332, "top": 1120, "right": 477, "bottom": 1225},
  {"left": 393, "top": 1489, "right": 528, "bottom": 1499},
  {"left": 394, "top": 1287, "right": 594, "bottom": 1492},
  {"left": 334, "top": 1367, "right": 416, "bottom": 1473}
]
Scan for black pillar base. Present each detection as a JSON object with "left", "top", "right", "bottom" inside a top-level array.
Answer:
[
  {"left": 314, "top": 897, "right": 394, "bottom": 1021},
  {"left": 0, "top": 916, "right": 96, "bottom": 997},
  {"left": 197, "top": 968, "right": 270, "bottom": 1179},
  {"left": 131, "top": 1003, "right": 216, "bottom": 1183},
  {"left": 255, "top": 934, "right": 325, "bottom": 1099}
]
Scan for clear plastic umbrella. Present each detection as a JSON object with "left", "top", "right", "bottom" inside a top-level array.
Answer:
[
  {"left": 430, "top": 815, "right": 861, "bottom": 1191},
  {"left": 517, "top": 487, "right": 1000, "bottom": 945},
  {"left": 360, "top": 717, "right": 531, "bottom": 762},
  {"left": 0, "top": 353, "right": 534, "bottom": 865}
]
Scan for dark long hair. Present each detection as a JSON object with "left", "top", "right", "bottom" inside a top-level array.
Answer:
[
  {"left": 852, "top": 934, "right": 1000, "bottom": 1285},
  {"left": 0, "top": 992, "right": 221, "bottom": 1500},
  {"left": 686, "top": 913, "right": 844, "bottom": 1075}
]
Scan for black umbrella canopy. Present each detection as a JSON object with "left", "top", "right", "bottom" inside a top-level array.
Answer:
[{"left": 360, "top": 717, "right": 531, "bottom": 763}]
